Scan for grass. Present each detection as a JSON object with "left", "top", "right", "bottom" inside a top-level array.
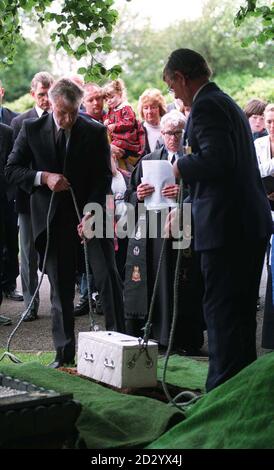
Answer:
[{"left": 0, "top": 349, "right": 55, "bottom": 366}]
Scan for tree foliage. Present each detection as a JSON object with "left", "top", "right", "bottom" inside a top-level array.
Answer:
[
  {"left": 0, "top": 0, "right": 122, "bottom": 81},
  {"left": 112, "top": 0, "right": 273, "bottom": 102},
  {"left": 0, "top": 38, "right": 51, "bottom": 101},
  {"left": 234, "top": 0, "right": 274, "bottom": 45},
  {"left": 0, "top": 0, "right": 272, "bottom": 97}
]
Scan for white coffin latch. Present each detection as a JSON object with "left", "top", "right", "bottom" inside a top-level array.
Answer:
[
  {"left": 84, "top": 352, "right": 94, "bottom": 362},
  {"left": 104, "top": 358, "right": 115, "bottom": 369}
]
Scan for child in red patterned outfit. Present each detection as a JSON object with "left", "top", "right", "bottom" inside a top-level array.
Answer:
[{"left": 103, "top": 79, "right": 144, "bottom": 171}]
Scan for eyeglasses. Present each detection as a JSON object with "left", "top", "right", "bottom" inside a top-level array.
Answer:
[{"left": 163, "top": 130, "right": 183, "bottom": 137}]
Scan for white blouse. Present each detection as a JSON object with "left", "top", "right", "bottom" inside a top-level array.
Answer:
[
  {"left": 255, "top": 135, "right": 273, "bottom": 177},
  {"left": 111, "top": 171, "right": 127, "bottom": 219},
  {"left": 143, "top": 121, "right": 161, "bottom": 152}
]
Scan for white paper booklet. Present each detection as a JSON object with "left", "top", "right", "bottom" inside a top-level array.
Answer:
[{"left": 142, "top": 160, "right": 178, "bottom": 210}]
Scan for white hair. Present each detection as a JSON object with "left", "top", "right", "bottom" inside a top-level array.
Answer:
[{"left": 160, "top": 109, "right": 186, "bottom": 130}]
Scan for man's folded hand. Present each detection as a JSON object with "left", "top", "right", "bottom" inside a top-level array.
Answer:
[{"left": 42, "top": 172, "right": 70, "bottom": 192}]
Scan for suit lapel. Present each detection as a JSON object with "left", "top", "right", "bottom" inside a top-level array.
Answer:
[
  {"left": 160, "top": 146, "right": 168, "bottom": 160},
  {"left": 0, "top": 129, "right": 3, "bottom": 152},
  {"left": 29, "top": 108, "right": 39, "bottom": 119},
  {"left": 2, "top": 108, "right": 7, "bottom": 124},
  {"left": 66, "top": 117, "right": 86, "bottom": 168},
  {"left": 183, "top": 82, "right": 219, "bottom": 146},
  {"left": 41, "top": 114, "right": 57, "bottom": 168}
]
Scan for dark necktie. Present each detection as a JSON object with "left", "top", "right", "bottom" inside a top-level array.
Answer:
[
  {"left": 56, "top": 128, "right": 67, "bottom": 173},
  {"left": 171, "top": 153, "right": 176, "bottom": 165},
  {"left": 42, "top": 110, "right": 48, "bottom": 116}
]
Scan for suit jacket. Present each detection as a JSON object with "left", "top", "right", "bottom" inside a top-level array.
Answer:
[
  {"left": 1, "top": 107, "right": 19, "bottom": 125},
  {"left": 5, "top": 113, "right": 112, "bottom": 251},
  {"left": 10, "top": 107, "right": 39, "bottom": 211},
  {"left": 0, "top": 123, "right": 13, "bottom": 200},
  {"left": 177, "top": 82, "right": 272, "bottom": 251},
  {"left": 11, "top": 107, "right": 38, "bottom": 140}
]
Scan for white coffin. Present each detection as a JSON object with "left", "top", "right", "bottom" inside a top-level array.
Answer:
[{"left": 77, "top": 331, "right": 158, "bottom": 389}]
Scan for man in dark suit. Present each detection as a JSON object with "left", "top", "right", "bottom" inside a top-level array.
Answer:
[
  {"left": 0, "top": 80, "right": 22, "bottom": 301},
  {"left": 0, "top": 81, "right": 18, "bottom": 125},
  {"left": 11, "top": 71, "right": 54, "bottom": 321},
  {"left": 5, "top": 78, "right": 125, "bottom": 367},
  {"left": 163, "top": 49, "right": 272, "bottom": 391},
  {"left": 0, "top": 123, "right": 13, "bottom": 325}
]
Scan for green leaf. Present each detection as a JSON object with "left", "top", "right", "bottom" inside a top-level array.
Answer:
[
  {"left": 257, "top": 32, "right": 267, "bottom": 44},
  {"left": 87, "top": 42, "right": 96, "bottom": 53},
  {"left": 241, "top": 36, "right": 254, "bottom": 47},
  {"left": 77, "top": 67, "right": 87, "bottom": 75},
  {"left": 76, "top": 43, "right": 87, "bottom": 57}
]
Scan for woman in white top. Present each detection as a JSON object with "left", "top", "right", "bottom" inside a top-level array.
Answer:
[
  {"left": 255, "top": 103, "right": 274, "bottom": 179},
  {"left": 137, "top": 88, "right": 167, "bottom": 156},
  {"left": 110, "top": 156, "right": 130, "bottom": 281},
  {"left": 255, "top": 104, "right": 274, "bottom": 349}
]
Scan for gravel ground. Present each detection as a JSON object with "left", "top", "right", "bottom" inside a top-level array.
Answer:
[{"left": 0, "top": 263, "right": 269, "bottom": 357}]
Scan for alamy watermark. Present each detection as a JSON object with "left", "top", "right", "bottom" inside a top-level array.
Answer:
[{"left": 82, "top": 196, "right": 191, "bottom": 249}]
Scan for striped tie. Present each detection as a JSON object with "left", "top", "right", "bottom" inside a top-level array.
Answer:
[{"left": 171, "top": 154, "right": 176, "bottom": 165}]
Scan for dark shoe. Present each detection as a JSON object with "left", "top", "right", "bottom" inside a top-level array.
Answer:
[
  {"left": 185, "top": 348, "right": 209, "bottom": 357},
  {"left": 48, "top": 358, "right": 75, "bottom": 368},
  {"left": 0, "top": 314, "right": 12, "bottom": 326},
  {"left": 158, "top": 345, "right": 167, "bottom": 354},
  {"left": 74, "top": 298, "right": 90, "bottom": 317},
  {"left": 22, "top": 309, "right": 38, "bottom": 322},
  {"left": 175, "top": 347, "right": 209, "bottom": 357},
  {"left": 95, "top": 294, "right": 103, "bottom": 315},
  {"left": 4, "top": 289, "right": 23, "bottom": 301},
  {"left": 48, "top": 360, "right": 64, "bottom": 369}
]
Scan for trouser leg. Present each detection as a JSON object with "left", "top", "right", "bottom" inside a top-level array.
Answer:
[
  {"left": 19, "top": 213, "right": 39, "bottom": 312},
  {"left": 45, "top": 217, "right": 77, "bottom": 362},
  {"left": 201, "top": 238, "right": 267, "bottom": 392},
  {"left": 2, "top": 199, "right": 19, "bottom": 290},
  {"left": 87, "top": 237, "right": 125, "bottom": 332}
]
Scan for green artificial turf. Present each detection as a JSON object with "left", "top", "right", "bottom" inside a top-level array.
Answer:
[
  {"left": 148, "top": 352, "right": 274, "bottom": 449},
  {"left": 0, "top": 349, "right": 55, "bottom": 366},
  {"left": 0, "top": 350, "right": 209, "bottom": 448}
]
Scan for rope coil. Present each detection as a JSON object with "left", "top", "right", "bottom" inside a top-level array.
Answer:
[{"left": 0, "top": 187, "right": 98, "bottom": 364}]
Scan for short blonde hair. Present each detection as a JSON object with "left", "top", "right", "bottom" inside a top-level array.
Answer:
[
  {"left": 103, "top": 79, "right": 127, "bottom": 101},
  {"left": 84, "top": 83, "right": 103, "bottom": 98},
  {"left": 138, "top": 88, "right": 167, "bottom": 121},
  {"left": 264, "top": 103, "right": 274, "bottom": 115}
]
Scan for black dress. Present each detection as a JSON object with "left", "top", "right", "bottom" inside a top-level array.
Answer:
[
  {"left": 124, "top": 146, "right": 205, "bottom": 351},
  {"left": 262, "top": 238, "right": 274, "bottom": 349}
]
